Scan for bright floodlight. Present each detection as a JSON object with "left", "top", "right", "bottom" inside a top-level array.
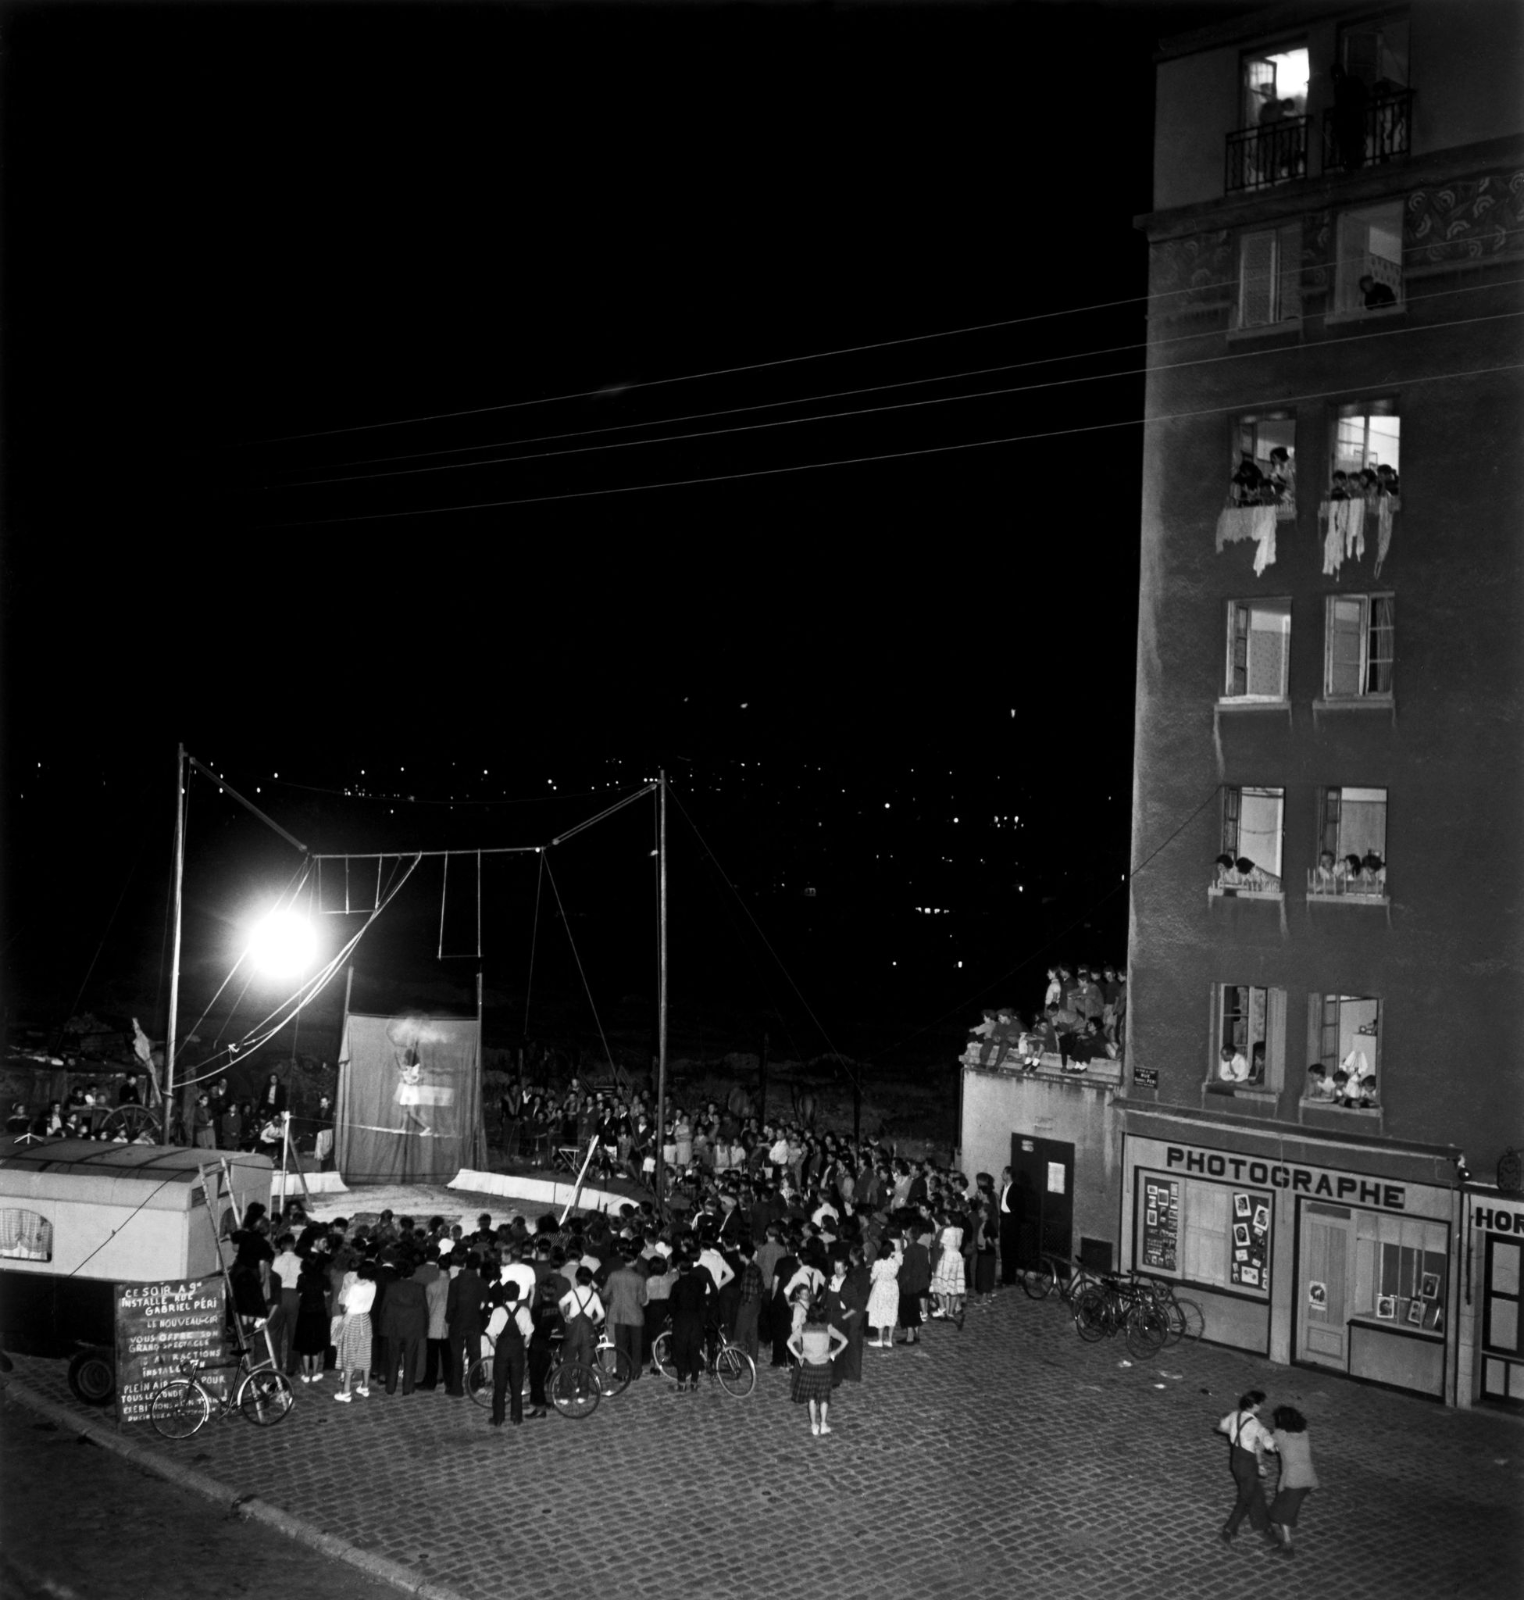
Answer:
[{"left": 248, "top": 910, "right": 318, "bottom": 978}]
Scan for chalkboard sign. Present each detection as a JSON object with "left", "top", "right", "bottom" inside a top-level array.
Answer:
[
  {"left": 1140, "top": 1176, "right": 1180, "bottom": 1272},
  {"left": 114, "top": 1275, "right": 228, "bottom": 1425}
]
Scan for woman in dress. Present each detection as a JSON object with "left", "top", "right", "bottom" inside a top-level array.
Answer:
[
  {"left": 930, "top": 1207, "right": 967, "bottom": 1326},
  {"left": 333, "top": 1260, "right": 378, "bottom": 1402},
  {"left": 866, "top": 1238, "right": 902, "bottom": 1348},
  {"left": 292, "top": 1249, "right": 333, "bottom": 1384},
  {"left": 673, "top": 1110, "right": 693, "bottom": 1172},
  {"left": 828, "top": 1250, "right": 869, "bottom": 1385},
  {"left": 788, "top": 1301, "right": 848, "bottom": 1437},
  {"left": 228, "top": 1203, "right": 274, "bottom": 1336}
]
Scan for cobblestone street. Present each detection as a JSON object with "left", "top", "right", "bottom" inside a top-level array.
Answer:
[{"left": 5, "top": 1286, "right": 1520, "bottom": 1600}]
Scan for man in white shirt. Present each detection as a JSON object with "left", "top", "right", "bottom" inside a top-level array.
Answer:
[{"left": 499, "top": 1244, "right": 537, "bottom": 1309}]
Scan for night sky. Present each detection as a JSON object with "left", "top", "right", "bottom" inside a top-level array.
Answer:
[{"left": 2, "top": 0, "right": 1248, "bottom": 1067}]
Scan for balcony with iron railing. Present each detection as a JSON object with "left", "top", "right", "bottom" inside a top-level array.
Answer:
[
  {"left": 1224, "top": 90, "right": 1413, "bottom": 195},
  {"left": 1324, "top": 90, "right": 1414, "bottom": 174},
  {"left": 1225, "top": 117, "right": 1308, "bottom": 194}
]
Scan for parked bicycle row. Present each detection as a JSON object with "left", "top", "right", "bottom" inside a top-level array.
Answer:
[{"left": 1018, "top": 1252, "right": 1205, "bottom": 1359}]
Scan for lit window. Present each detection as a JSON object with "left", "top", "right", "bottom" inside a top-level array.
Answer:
[
  {"left": 1224, "top": 598, "right": 1290, "bottom": 701},
  {"left": 1324, "top": 594, "right": 1394, "bottom": 699},
  {"left": 0, "top": 1208, "right": 53, "bottom": 1261},
  {"left": 1213, "top": 786, "right": 1284, "bottom": 893},
  {"left": 1321, "top": 406, "right": 1400, "bottom": 577},
  {"left": 1310, "top": 787, "right": 1389, "bottom": 898},
  {"left": 1351, "top": 1213, "right": 1446, "bottom": 1335},
  {"left": 1227, "top": 44, "right": 1309, "bottom": 192},
  {"left": 1236, "top": 225, "right": 1302, "bottom": 329},
  {"left": 1242, "top": 44, "right": 1309, "bottom": 128},
  {"left": 1225, "top": 413, "right": 1296, "bottom": 514},
  {"left": 1310, "top": 993, "right": 1381, "bottom": 1107},
  {"left": 1208, "top": 984, "right": 1286, "bottom": 1088},
  {"left": 1327, "top": 16, "right": 1412, "bottom": 173},
  {"left": 1335, "top": 202, "right": 1403, "bottom": 314}
]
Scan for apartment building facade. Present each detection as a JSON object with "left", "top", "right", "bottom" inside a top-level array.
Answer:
[{"left": 1121, "top": 0, "right": 1524, "bottom": 1408}]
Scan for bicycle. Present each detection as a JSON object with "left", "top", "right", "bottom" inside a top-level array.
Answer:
[
  {"left": 148, "top": 1343, "right": 295, "bottom": 1439},
  {"left": 1072, "top": 1271, "right": 1172, "bottom": 1359},
  {"left": 649, "top": 1326, "right": 757, "bottom": 1397},
  {"left": 464, "top": 1325, "right": 627, "bottom": 1418},
  {"left": 1129, "top": 1273, "right": 1206, "bottom": 1346},
  {"left": 1020, "top": 1254, "right": 1105, "bottom": 1307}
]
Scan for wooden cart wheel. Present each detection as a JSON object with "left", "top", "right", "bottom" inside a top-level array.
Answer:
[
  {"left": 100, "top": 1104, "right": 161, "bottom": 1143},
  {"left": 67, "top": 1347, "right": 116, "bottom": 1406}
]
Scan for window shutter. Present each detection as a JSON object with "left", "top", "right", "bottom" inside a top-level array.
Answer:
[
  {"left": 1327, "top": 598, "right": 1364, "bottom": 696},
  {"left": 1222, "top": 788, "right": 1242, "bottom": 856},
  {"left": 1276, "top": 223, "right": 1302, "bottom": 322},
  {"left": 1368, "top": 596, "right": 1395, "bottom": 693},
  {"left": 1321, "top": 787, "right": 1341, "bottom": 857},
  {"left": 1230, "top": 603, "right": 1249, "bottom": 695},
  {"left": 1267, "top": 987, "right": 1288, "bottom": 1090},
  {"left": 1239, "top": 231, "right": 1275, "bottom": 328},
  {"left": 1320, "top": 995, "right": 1340, "bottom": 1069}
]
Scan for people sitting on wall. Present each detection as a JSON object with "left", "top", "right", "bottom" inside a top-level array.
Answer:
[{"left": 6, "top": 1102, "right": 31, "bottom": 1135}]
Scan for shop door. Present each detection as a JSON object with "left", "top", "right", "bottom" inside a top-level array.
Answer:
[
  {"left": 1010, "top": 1136, "right": 1074, "bottom": 1270},
  {"left": 1480, "top": 1233, "right": 1523, "bottom": 1406},
  {"left": 1298, "top": 1203, "right": 1352, "bottom": 1369}
]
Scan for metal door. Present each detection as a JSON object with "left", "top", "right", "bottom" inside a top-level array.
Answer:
[{"left": 1010, "top": 1135, "right": 1074, "bottom": 1269}]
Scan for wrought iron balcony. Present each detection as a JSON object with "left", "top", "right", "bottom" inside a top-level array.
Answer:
[
  {"left": 1225, "top": 117, "right": 1308, "bottom": 193},
  {"left": 1324, "top": 90, "right": 1414, "bottom": 173}
]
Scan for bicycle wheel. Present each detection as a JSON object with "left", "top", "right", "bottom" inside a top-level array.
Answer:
[
  {"left": 1021, "top": 1259, "right": 1058, "bottom": 1300},
  {"left": 239, "top": 1368, "right": 295, "bottom": 1427},
  {"left": 1124, "top": 1303, "right": 1169, "bottom": 1360},
  {"left": 149, "top": 1379, "right": 211, "bottom": 1439},
  {"left": 466, "top": 1355, "right": 495, "bottom": 1409},
  {"left": 594, "top": 1342, "right": 632, "bottom": 1397},
  {"left": 1172, "top": 1298, "right": 1206, "bottom": 1342},
  {"left": 650, "top": 1330, "right": 676, "bottom": 1380},
  {"left": 549, "top": 1359, "right": 600, "bottom": 1419},
  {"left": 1073, "top": 1286, "right": 1112, "bottom": 1343},
  {"left": 715, "top": 1344, "right": 756, "bottom": 1398}
]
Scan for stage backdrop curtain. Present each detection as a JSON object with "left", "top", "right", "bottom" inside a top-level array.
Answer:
[{"left": 336, "top": 1013, "right": 487, "bottom": 1183}]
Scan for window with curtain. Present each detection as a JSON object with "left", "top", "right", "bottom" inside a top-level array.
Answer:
[{"left": 1325, "top": 594, "right": 1395, "bottom": 698}]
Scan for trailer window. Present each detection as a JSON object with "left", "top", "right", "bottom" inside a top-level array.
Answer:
[{"left": 0, "top": 1208, "right": 53, "bottom": 1262}]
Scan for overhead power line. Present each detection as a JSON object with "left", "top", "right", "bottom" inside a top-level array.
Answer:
[
  {"left": 257, "top": 359, "right": 1524, "bottom": 529},
  {"left": 252, "top": 272, "right": 1524, "bottom": 483},
  {"left": 236, "top": 223, "right": 1524, "bottom": 449},
  {"left": 255, "top": 307, "right": 1524, "bottom": 494}
]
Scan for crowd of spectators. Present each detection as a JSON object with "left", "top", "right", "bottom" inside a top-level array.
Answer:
[{"left": 228, "top": 1138, "right": 1003, "bottom": 1423}]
